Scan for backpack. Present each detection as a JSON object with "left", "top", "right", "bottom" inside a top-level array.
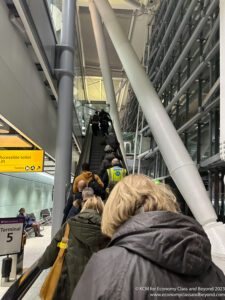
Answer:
[{"left": 88, "top": 174, "right": 105, "bottom": 199}]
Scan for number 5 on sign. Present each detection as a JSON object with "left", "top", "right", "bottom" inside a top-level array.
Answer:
[
  {"left": 7, "top": 233, "right": 13, "bottom": 242},
  {"left": 0, "top": 218, "right": 24, "bottom": 256}
]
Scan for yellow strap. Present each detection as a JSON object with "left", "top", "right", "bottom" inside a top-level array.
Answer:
[
  {"left": 57, "top": 242, "right": 67, "bottom": 249},
  {"left": 57, "top": 223, "right": 70, "bottom": 249}
]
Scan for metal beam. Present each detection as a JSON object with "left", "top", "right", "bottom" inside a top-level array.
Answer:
[
  {"left": 52, "top": 0, "right": 76, "bottom": 237},
  {"left": 133, "top": 105, "right": 140, "bottom": 173},
  {"left": 149, "top": 0, "right": 175, "bottom": 60},
  {"left": 150, "top": 0, "right": 183, "bottom": 73},
  {"left": 203, "top": 14, "right": 219, "bottom": 55},
  {"left": 166, "top": 42, "right": 219, "bottom": 112},
  {"left": 158, "top": 0, "right": 219, "bottom": 96},
  {"left": 153, "top": 0, "right": 198, "bottom": 83}
]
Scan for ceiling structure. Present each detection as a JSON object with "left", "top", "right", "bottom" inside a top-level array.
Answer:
[
  {"left": 0, "top": 0, "right": 159, "bottom": 176},
  {"left": 74, "top": 0, "right": 154, "bottom": 110}
]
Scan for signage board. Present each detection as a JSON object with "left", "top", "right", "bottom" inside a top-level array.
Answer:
[
  {"left": 0, "top": 218, "right": 24, "bottom": 256},
  {"left": 0, "top": 150, "right": 44, "bottom": 172}
]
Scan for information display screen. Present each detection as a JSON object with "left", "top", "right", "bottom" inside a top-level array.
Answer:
[
  {"left": 0, "top": 150, "right": 44, "bottom": 172},
  {"left": 0, "top": 218, "right": 24, "bottom": 256}
]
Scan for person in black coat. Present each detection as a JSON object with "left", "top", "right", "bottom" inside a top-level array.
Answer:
[
  {"left": 91, "top": 111, "right": 99, "bottom": 136},
  {"left": 105, "top": 133, "right": 119, "bottom": 151},
  {"left": 99, "top": 145, "right": 116, "bottom": 178},
  {"left": 72, "top": 174, "right": 225, "bottom": 300}
]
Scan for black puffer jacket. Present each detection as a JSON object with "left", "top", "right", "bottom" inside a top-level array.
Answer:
[{"left": 72, "top": 211, "right": 225, "bottom": 300}]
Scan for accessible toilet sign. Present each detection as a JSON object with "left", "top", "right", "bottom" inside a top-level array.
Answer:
[
  {"left": 0, "top": 150, "right": 44, "bottom": 172},
  {"left": 0, "top": 218, "right": 24, "bottom": 256}
]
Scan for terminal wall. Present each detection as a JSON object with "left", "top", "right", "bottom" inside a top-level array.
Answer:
[
  {"left": 0, "top": 1, "right": 57, "bottom": 157},
  {"left": 0, "top": 173, "right": 53, "bottom": 219}
]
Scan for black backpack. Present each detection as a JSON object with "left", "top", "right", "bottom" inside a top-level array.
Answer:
[{"left": 88, "top": 174, "right": 105, "bottom": 199}]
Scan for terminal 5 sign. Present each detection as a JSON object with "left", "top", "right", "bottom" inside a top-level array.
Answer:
[{"left": 0, "top": 150, "right": 44, "bottom": 172}]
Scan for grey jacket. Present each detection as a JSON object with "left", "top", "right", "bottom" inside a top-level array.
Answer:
[{"left": 72, "top": 211, "right": 225, "bottom": 300}]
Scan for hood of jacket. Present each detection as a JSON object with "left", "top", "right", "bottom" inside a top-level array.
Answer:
[
  {"left": 109, "top": 211, "right": 211, "bottom": 276},
  {"left": 82, "top": 171, "right": 93, "bottom": 180},
  {"left": 68, "top": 209, "right": 102, "bottom": 247}
]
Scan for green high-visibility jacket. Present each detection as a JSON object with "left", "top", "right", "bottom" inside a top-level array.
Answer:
[{"left": 107, "top": 166, "right": 127, "bottom": 184}]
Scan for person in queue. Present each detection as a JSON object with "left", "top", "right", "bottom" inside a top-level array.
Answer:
[
  {"left": 73, "top": 163, "right": 103, "bottom": 194},
  {"left": 63, "top": 180, "right": 86, "bottom": 223},
  {"left": 72, "top": 174, "right": 225, "bottom": 300},
  {"left": 66, "top": 187, "right": 94, "bottom": 220},
  {"left": 102, "top": 158, "right": 127, "bottom": 189},
  {"left": 38, "top": 195, "right": 109, "bottom": 300},
  {"left": 99, "top": 145, "right": 116, "bottom": 178},
  {"left": 105, "top": 132, "right": 119, "bottom": 152},
  {"left": 99, "top": 113, "right": 111, "bottom": 136},
  {"left": 18, "top": 208, "right": 43, "bottom": 237},
  {"left": 91, "top": 111, "right": 99, "bottom": 136}
]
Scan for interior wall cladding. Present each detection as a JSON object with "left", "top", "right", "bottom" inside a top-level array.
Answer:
[{"left": 0, "top": 174, "right": 53, "bottom": 219}]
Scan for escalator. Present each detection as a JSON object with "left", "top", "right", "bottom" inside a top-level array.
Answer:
[
  {"left": 2, "top": 122, "right": 126, "bottom": 300},
  {"left": 89, "top": 135, "right": 105, "bottom": 174}
]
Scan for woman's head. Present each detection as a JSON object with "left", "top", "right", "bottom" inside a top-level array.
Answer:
[
  {"left": 81, "top": 195, "right": 104, "bottom": 215},
  {"left": 102, "top": 174, "right": 180, "bottom": 237},
  {"left": 19, "top": 208, "right": 25, "bottom": 214}
]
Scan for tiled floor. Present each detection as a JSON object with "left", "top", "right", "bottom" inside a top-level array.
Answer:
[{"left": 0, "top": 225, "right": 52, "bottom": 299}]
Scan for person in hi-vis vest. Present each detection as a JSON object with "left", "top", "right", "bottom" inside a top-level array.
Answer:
[{"left": 102, "top": 158, "right": 127, "bottom": 189}]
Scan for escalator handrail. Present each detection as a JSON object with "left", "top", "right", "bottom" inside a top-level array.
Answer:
[
  {"left": 74, "top": 118, "right": 92, "bottom": 179},
  {"left": 2, "top": 261, "right": 41, "bottom": 300}
]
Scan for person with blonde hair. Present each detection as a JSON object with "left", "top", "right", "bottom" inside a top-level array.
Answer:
[
  {"left": 72, "top": 174, "right": 225, "bottom": 300},
  {"left": 38, "top": 195, "right": 109, "bottom": 300}
]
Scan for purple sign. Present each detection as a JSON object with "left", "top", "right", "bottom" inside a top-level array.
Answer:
[{"left": 0, "top": 217, "right": 24, "bottom": 225}]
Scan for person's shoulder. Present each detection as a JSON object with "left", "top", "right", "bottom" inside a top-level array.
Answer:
[
  {"left": 74, "top": 174, "right": 82, "bottom": 182},
  {"left": 91, "top": 246, "right": 128, "bottom": 265}
]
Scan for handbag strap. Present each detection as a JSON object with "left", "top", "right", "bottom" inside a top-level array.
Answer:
[{"left": 57, "top": 223, "right": 70, "bottom": 255}]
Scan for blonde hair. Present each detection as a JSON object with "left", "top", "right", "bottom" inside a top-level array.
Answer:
[
  {"left": 81, "top": 195, "right": 104, "bottom": 215},
  {"left": 102, "top": 174, "right": 180, "bottom": 237}
]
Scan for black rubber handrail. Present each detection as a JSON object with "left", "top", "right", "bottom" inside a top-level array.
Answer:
[{"left": 2, "top": 261, "right": 41, "bottom": 300}]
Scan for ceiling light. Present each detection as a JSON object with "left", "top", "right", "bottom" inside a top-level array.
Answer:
[
  {"left": 0, "top": 135, "right": 32, "bottom": 148},
  {"left": 0, "top": 129, "right": 10, "bottom": 134}
]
